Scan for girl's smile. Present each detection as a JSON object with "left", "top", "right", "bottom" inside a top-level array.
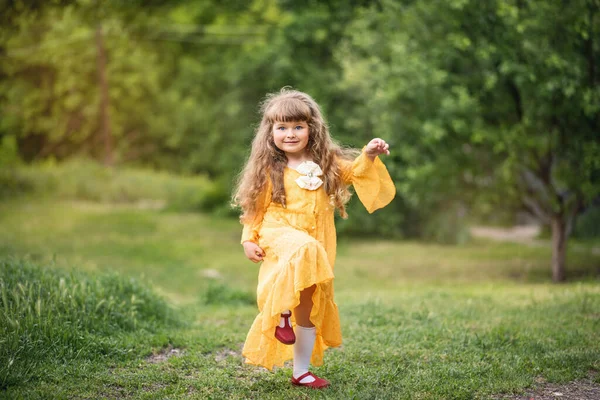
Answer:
[{"left": 273, "top": 120, "right": 309, "bottom": 158}]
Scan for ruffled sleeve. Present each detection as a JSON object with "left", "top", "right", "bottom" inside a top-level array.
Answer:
[
  {"left": 339, "top": 151, "right": 396, "bottom": 213},
  {"left": 240, "top": 178, "right": 272, "bottom": 244}
]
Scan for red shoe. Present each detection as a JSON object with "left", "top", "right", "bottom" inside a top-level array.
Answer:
[
  {"left": 291, "top": 372, "right": 330, "bottom": 389},
  {"left": 275, "top": 312, "right": 295, "bottom": 344}
]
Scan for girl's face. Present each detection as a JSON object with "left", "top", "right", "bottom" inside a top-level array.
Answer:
[{"left": 272, "top": 120, "right": 309, "bottom": 158}]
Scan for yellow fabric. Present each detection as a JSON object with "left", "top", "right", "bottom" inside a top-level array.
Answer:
[{"left": 241, "top": 151, "right": 395, "bottom": 370}]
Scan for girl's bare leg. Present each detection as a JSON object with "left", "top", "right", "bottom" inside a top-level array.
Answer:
[{"left": 294, "top": 284, "right": 316, "bottom": 327}]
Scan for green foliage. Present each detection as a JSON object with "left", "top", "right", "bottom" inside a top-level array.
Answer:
[
  {"left": 336, "top": 194, "right": 405, "bottom": 239},
  {"left": 421, "top": 204, "right": 472, "bottom": 245},
  {"left": 0, "top": 169, "right": 37, "bottom": 200},
  {"left": 0, "top": 1, "right": 185, "bottom": 167},
  {"left": 573, "top": 206, "right": 600, "bottom": 239},
  {"left": 333, "top": 1, "right": 490, "bottom": 241},
  {"left": 0, "top": 135, "right": 21, "bottom": 167},
  {"left": 1, "top": 0, "right": 598, "bottom": 248},
  {"left": 0, "top": 256, "right": 180, "bottom": 388},
  {"left": 0, "top": 159, "right": 216, "bottom": 211},
  {"left": 333, "top": 0, "right": 599, "bottom": 251}
]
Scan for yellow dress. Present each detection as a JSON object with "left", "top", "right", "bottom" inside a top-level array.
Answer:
[{"left": 240, "top": 151, "right": 396, "bottom": 370}]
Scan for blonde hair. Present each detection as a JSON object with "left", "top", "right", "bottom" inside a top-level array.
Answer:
[{"left": 232, "top": 88, "right": 358, "bottom": 222}]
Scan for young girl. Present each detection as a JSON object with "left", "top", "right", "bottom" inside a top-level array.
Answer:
[{"left": 232, "top": 88, "right": 395, "bottom": 389}]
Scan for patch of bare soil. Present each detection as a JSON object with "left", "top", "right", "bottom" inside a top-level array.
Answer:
[
  {"left": 145, "top": 345, "right": 183, "bottom": 363},
  {"left": 214, "top": 343, "right": 245, "bottom": 363},
  {"left": 214, "top": 348, "right": 240, "bottom": 362},
  {"left": 492, "top": 376, "right": 600, "bottom": 400}
]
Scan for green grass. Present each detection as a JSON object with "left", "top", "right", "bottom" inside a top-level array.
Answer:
[
  {"left": 0, "top": 258, "right": 181, "bottom": 389},
  {"left": 1, "top": 199, "right": 599, "bottom": 399}
]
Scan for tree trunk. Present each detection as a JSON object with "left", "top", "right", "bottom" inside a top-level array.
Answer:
[
  {"left": 551, "top": 216, "right": 567, "bottom": 282},
  {"left": 95, "top": 23, "right": 113, "bottom": 166}
]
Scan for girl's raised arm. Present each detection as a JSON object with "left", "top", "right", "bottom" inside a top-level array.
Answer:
[{"left": 338, "top": 142, "right": 395, "bottom": 213}]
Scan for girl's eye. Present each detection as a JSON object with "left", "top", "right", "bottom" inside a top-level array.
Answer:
[
  {"left": 295, "top": 126, "right": 303, "bottom": 130},
  {"left": 278, "top": 126, "right": 285, "bottom": 130}
]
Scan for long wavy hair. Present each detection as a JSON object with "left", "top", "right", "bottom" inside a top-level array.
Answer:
[{"left": 232, "top": 88, "right": 358, "bottom": 222}]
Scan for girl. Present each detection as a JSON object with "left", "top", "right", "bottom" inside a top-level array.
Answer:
[{"left": 232, "top": 88, "right": 395, "bottom": 389}]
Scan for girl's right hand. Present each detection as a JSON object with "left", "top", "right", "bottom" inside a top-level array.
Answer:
[{"left": 242, "top": 241, "right": 266, "bottom": 263}]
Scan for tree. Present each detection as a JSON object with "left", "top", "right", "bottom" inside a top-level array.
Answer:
[
  {"left": 336, "top": 0, "right": 600, "bottom": 280},
  {"left": 460, "top": 0, "right": 600, "bottom": 281},
  {"left": 0, "top": 1, "right": 185, "bottom": 166}
]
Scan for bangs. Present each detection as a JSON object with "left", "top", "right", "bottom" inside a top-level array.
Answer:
[{"left": 264, "top": 97, "right": 311, "bottom": 123}]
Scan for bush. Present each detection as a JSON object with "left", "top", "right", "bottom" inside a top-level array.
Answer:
[
  {"left": 0, "top": 257, "right": 180, "bottom": 388},
  {"left": 335, "top": 192, "right": 405, "bottom": 239},
  {"left": 422, "top": 204, "right": 471, "bottom": 245},
  {"left": 0, "top": 159, "right": 218, "bottom": 211},
  {"left": 573, "top": 206, "right": 600, "bottom": 239},
  {"left": 0, "top": 168, "right": 39, "bottom": 199}
]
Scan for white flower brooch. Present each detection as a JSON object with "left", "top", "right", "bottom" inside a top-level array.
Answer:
[{"left": 294, "top": 161, "right": 323, "bottom": 190}]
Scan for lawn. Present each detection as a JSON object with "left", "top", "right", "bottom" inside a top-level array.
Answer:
[{"left": 1, "top": 199, "right": 599, "bottom": 399}]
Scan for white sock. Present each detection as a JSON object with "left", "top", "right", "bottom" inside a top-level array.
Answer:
[
  {"left": 293, "top": 326, "right": 316, "bottom": 383},
  {"left": 278, "top": 310, "right": 291, "bottom": 328}
]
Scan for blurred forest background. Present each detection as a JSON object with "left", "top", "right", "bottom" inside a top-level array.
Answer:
[{"left": 1, "top": 0, "right": 599, "bottom": 281}]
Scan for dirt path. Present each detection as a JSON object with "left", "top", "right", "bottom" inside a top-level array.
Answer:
[
  {"left": 470, "top": 225, "right": 541, "bottom": 244},
  {"left": 492, "top": 375, "right": 600, "bottom": 400},
  {"left": 470, "top": 225, "right": 600, "bottom": 256}
]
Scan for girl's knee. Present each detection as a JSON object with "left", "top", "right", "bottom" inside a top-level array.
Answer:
[
  {"left": 302, "top": 284, "right": 316, "bottom": 294},
  {"left": 297, "top": 284, "right": 316, "bottom": 307}
]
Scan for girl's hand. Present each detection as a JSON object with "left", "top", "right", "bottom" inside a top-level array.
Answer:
[
  {"left": 242, "top": 241, "right": 265, "bottom": 263},
  {"left": 365, "top": 138, "right": 390, "bottom": 160}
]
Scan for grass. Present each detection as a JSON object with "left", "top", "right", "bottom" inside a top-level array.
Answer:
[
  {"left": 0, "top": 258, "right": 181, "bottom": 389},
  {"left": 0, "top": 198, "right": 599, "bottom": 399}
]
